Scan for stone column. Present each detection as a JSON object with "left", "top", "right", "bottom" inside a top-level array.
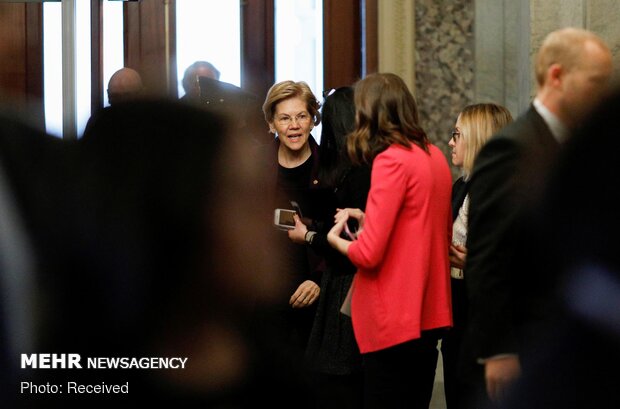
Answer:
[
  {"left": 586, "top": 0, "right": 620, "bottom": 84},
  {"left": 377, "top": 0, "right": 416, "bottom": 93},
  {"left": 475, "top": 0, "right": 620, "bottom": 117},
  {"left": 413, "top": 0, "right": 474, "bottom": 176},
  {"left": 376, "top": 0, "right": 476, "bottom": 180}
]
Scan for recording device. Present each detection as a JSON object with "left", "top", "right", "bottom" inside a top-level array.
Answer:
[
  {"left": 274, "top": 209, "right": 297, "bottom": 230},
  {"left": 198, "top": 76, "right": 262, "bottom": 130},
  {"left": 343, "top": 218, "right": 359, "bottom": 241}
]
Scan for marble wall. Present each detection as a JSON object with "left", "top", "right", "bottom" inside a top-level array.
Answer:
[
  {"left": 582, "top": 1, "right": 620, "bottom": 86},
  {"left": 475, "top": 0, "right": 620, "bottom": 116},
  {"left": 414, "top": 0, "right": 474, "bottom": 178},
  {"left": 377, "top": 0, "right": 620, "bottom": 179},
  {"left": 587, "top": 0, "right": 620, "bottom": 83}
]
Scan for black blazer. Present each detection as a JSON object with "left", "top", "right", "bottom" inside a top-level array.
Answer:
[
  {"left": 464, "top": 105, "right": 560, "bottom": 361},
  {"left": 502, "top": 90, "right": 620, "bottom": 409},
  {"left": 451, "top": 176, "right": 468, "bottom": 222},
  {"left": 263, "top": 135, "right": 328, "bottom": 292}
]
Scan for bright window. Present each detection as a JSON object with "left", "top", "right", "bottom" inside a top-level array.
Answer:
[
  {"left": 75, "top": 0, "right": 92, "bottom": 137},
  {"left": 43, "top": 1, "right": 92, "bottom": 138},
  {"left": 43, "top": 1, "right": 324, "bottom": 138},
  {"left": 102, "top": 0, "right": 124, "bottom": 108},
  {"left": 43, "top": 2, "right": 62, "bottom": 137},
  {"left": 275, "top": 0, "right": 323, "bottom": 141}
]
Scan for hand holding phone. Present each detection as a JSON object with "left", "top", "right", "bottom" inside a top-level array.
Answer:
[{"left": 274, "top": 209, "right": 297, "bottom": 230}]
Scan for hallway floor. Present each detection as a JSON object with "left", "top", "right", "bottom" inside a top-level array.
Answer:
[{"left": 430, "top": 344, "right": 447, "bottom": 409}]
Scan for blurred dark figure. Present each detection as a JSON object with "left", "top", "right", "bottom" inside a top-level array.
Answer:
[
  {"left": 0, "top": 9, "right": 79, "bottom": 405},
  {"left": 179, "top": 60, "right": 264, "bottom": 142},
  {"left": 0, "top": 112, "right": 71, "bottom": 409},
  {"left": 197, "top": 76, "right": 267, "bottom": 145},
  {"left": 8, "top": 100, "right": 292, "bottom": 408},
  {"left": 179, "top": 60, "right": 266, "bottom": 144},
  {"left": 107, "top": 67, "right": 144, "bottom": 106},
  {"left": 504, "top": 89, "right": 620, "bottom": 409}
]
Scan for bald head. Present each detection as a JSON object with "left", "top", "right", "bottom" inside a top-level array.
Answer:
[
  {"left": 535, "top": 28, "right": 613, "bottom": 128},
  {"left": 107, "top": 68, "right": 144, "bottom": 105},
  {"left": 535, "top": 28, "right": 611, "bottom": 87}
]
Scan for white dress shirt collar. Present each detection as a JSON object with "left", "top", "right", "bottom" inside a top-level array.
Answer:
[{"left": 533, "top": 98, "right": 569, "bottom": 143}]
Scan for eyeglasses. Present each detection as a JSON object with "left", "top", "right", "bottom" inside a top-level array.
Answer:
[
  {"left": 450, "top": 130, "right": 461, "bottom": 143},
  {"left": 276, "top": 112, "right": 311, "bottom": 127}
]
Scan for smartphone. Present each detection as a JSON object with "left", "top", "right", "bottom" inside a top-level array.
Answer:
[{"left": 274, "top": 209, "right": 297, "bottom": 230}]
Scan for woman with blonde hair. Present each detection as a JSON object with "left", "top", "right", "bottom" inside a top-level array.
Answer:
[{"left": 442, "top": 103, "right": 513, "bottom": 409}]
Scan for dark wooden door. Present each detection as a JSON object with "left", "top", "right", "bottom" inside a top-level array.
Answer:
[{"left": 0, "top": 3, "right": 44, "bottom": 128}]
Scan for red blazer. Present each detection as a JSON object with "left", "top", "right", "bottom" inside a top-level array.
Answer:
[{"left": 348, "top": 143, "right": 453, "bottom": 353}]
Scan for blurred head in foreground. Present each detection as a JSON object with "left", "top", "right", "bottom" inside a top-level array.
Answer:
[{"left": 17, "top": 99, "right": 286, "bottom": 407}]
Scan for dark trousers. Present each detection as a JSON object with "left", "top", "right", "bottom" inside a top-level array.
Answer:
[
  {"left": 362, "top": 331, "right": 440, "bottom": 409},
  {"left": 314, "top": 372, "right": 364, "bottom": 409},
  {"left": 442, "top": 278, "right": 477, "bottom": 409}
]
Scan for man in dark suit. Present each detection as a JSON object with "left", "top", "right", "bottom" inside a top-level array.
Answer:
[
  {"left": 463, "top": 27, "right": 613, "bottom": 408},
  {"left": 504, "top": 88, "right": 620, "bottom": 409}
]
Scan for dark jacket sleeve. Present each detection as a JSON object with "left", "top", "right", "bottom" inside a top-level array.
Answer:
[
  {"left": 309, "top": 165, "right": 371, "bottom": 263},
  {"left": 465, "top": 135, "right": 522, "bottom": 359},
  {"left": 451, "top": 177, "right": 468, "bottom": 222}
]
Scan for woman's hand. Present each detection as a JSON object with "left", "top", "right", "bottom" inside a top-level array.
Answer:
[
  {"left": 289, "top": 280, "right": 320, "bottom": 308},
  {"left": 287, "top": 214, "right": 308, "bottom": 244},
  {"left": 327, "top": 216, "right": 353, "bottom": 256},
  {"left": 335, "top": 208, "right": 365, "bottom": 234},
  {"left": 449, "top": 244, "right": 467, "bottom": 269}
]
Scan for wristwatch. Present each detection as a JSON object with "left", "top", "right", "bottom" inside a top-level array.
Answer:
[{"left": 304, "top": 231, "right": 317, "bottom": 245}]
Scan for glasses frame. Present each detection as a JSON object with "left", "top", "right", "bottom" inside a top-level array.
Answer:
[
  {"left": 450, "top": 130, "right": 461, "bottom": 143},
  {"left": 276, "top": 112, "right": 311, "bottom": 127}
]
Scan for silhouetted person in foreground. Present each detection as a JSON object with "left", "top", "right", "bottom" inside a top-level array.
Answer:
[
  {"left": 0, "top": 111, "right": 71, "bottom": 409},
  {"left": 9, "top": 100, "right": 297, "bottom": 408}
]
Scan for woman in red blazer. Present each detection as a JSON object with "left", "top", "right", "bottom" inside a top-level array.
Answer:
[{"left": 328, "top": 73, "right": 453, "bottom": 409}]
